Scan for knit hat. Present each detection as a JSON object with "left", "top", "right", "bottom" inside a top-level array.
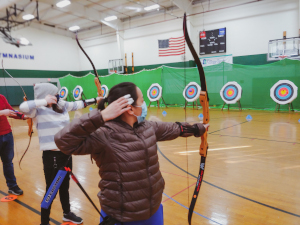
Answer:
[{"left": 34, "top": 83, "right": 58, "bottom": 100}]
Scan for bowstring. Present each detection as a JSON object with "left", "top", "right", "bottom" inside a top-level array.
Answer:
[
  {"left": 2, "top": 60, "right": 27, "bottom": 98},
  {"left": 183, "top": 20, "right": 190, "bottom": 207}
]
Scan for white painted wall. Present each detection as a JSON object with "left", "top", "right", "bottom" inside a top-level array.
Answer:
[
  {"left": 192, "top": 0, "right": 299, "bottom": 58},
  {"left": 123, "top": 19, "right": 188, "bottom": 68},
  {"left": 0, "top": 26, "right": 80, "bottom": 71},
  {"left": 78, "top": 34, "right": 120, "bottom": 71},
  {"left": 299, "top": 0, "right": 300, "bottom": 31}
]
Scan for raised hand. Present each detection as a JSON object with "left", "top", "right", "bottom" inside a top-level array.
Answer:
[
  {"left": 101, "top": 96, "right": 132, "bottom": 122},
  {"left": 45, "top": 95, "right": 57, "bottom": 105}
]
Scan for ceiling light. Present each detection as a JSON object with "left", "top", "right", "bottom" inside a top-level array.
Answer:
[
  {"left": 56, "top": 0, "right": 71, "bottom": 8},
  {"left": 19, "top": 38, "right": 30, "bottom": 45},
  {"left": 104, "top": 16, "right": 117, "bottom": 22},
  {"left": 144, "top": 4, "right": 160, "bottom": 11},
  {"left": 69, "top": 25, "right": 80, "bottom": 31},
  {"left": 22, "top": 14, "right": 35, "bottom": 20}
]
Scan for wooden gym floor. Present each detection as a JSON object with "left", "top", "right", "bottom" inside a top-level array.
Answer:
[{"left": 0, "top": 107, "right": 299, "bottom": 225}]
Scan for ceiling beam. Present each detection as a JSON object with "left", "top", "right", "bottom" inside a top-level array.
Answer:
[
  {"left": 28, "top": 21, "right": 75, "bottom": 38},
  {"left": 172, "top": 0, "right": 193, "bottom": 14}
]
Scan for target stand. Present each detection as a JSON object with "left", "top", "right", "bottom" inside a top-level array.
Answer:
[
  {"left": 82, "top": 93, "right": 87, "bottom": 100},
  {"left": 220, "top": 81, "right": 242, "bottom": 111},
  {"left": 147, "top": 83, "right": 167, "bottom": 109},
  {"left": 275, "top": 102, "right": 294, "bottom": 113},
  {"left": 221, "top": 100, "right": 242, "bottom": 111},
  {"left": 184, "top": 100, "right": 199, "bottom": 110},
  {"left": 148, "top": 98, "right": 167, "bottom": 109},
  {"left": 271, "top": 80, "right": 298, "bottom": 113},
  {"left": 66, "top": 94, "right": 72, "bottom": 101}
]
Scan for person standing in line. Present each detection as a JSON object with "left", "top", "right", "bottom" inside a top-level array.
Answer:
[{"left": 0, "top": 94, "right": 27, "bottom": 196}]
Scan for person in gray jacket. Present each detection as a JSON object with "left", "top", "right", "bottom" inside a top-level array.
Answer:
[{"left": 55, "top": 82, "right": 209, "bottom": 225}]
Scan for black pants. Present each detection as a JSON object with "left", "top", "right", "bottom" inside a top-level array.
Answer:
[{"left": 41, "top": 151, "right": 72, "bottom": 225}]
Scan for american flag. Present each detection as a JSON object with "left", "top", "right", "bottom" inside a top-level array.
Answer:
[{"left": 158, "top": 36, "right": 185, "bottom": 57}]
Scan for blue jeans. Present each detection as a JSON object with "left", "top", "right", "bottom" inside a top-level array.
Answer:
[
  {"left": 0, "top": 132, "right": 17, "bottom": 189},
  {"left": 100, "top": 204, "right": 164, "bottom": 225}
]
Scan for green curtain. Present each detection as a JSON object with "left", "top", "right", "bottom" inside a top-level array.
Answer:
[{"left": 59, "top": 59, "right": 300, "bottom": 110}]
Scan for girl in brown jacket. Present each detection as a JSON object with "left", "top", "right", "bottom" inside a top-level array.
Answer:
[{"left": 54, "top": 82, "right": 209, "bottom": 225}]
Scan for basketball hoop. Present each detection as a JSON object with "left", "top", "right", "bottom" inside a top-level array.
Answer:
[
  {"left": 108, "top": 59, "right": 124, "bottom": 74},
  {"left": 278, "top": 55, "right": 288, "bottom": 60},
  {"left": 268, "top": 37, "right": 300, "bottom": 61}
]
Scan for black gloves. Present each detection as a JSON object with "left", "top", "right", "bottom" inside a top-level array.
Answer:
[{"left": 176, "top": 122, "right": 206, "bottom": 137}]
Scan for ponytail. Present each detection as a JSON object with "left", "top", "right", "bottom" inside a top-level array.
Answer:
[{"left": 98, "top": 98, "right": 108, "bottom": 110}]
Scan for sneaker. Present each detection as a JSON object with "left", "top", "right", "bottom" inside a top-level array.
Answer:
[
  {"left": 63, "top": 212, "right": 83, "bottom": 224},
  {"left": 8, "top": 185, "right": 23, "bottom": 195}
]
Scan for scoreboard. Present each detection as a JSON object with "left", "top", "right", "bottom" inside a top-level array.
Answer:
[{"left": 199, "top": 28, "right": 226, "bottom": 55}]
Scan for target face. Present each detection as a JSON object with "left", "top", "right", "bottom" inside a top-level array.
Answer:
[
  {"left": 147, "top": 83, "right": 162, "bottom": 102},
  {"left": 270, "top": 80, "right": 298, "bottom": 105},
  {"left": 101, "top": 85, "right": 109, "bottom": 98},
  {"left": 220, "top": 81, "right": 242, "bottom": 104},
  {"left": 59, "top": 87, "right": 68, "bottom": 100},
  {"left": 73, "top": 85, "right": 83, "bottom": 100},
  {"left": 183, "top": 82, "right": 201, "bottom": 102}
]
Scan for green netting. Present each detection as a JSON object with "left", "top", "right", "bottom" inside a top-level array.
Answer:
[
  {"left": 59, "top": 59, "right": 300, "bottom": 110},
  {"left": 58, "top": 74, "right": 96, "bottom": 101},
  {"left": 161, "top": 66, "right": 200, "bottom": 106},
  {"left": 205, "top": 59, "right": 300, "bottom": 110},
  {"left": 59, "top": 68, "right": 162, "bottom": 106}
]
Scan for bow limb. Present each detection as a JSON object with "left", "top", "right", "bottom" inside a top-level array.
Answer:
[
  {"left": 19, "top": 95, "right": 34, "bottom": 170},
  {"left": 183, "top": 13, "right": 210, "bottom": 225},
  {"left": 2, "top": 60, "right": 33, "bottom": 169},
  {"left": 75, "top": 33, "right": 103, "bottom": 98}
]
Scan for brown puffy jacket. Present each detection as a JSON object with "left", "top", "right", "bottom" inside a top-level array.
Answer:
[{"left": 54, "top": 109, "right": 205, "bottom": 222}]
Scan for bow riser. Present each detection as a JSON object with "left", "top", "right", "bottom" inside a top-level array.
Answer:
[
  {"left": 200, "top": 91, "right": 209, "bottom": 157},
  {"left": 27, "top": 117, "right": 33, "bottom": 136},
  {"left": 94, "top": 77, "right": 103, "bottom": 97}
]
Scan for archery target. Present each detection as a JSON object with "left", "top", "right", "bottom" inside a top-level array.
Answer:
[
  {"left": 220, "top": 81, "right": 242, "bottom": 104},
  {"left": 183, "top": 82, "right": 201, "bottom": 102},
  {"left": 270, "top": 80, "right": 298, "bottom": 105},
  {"left": 147, "top": 83, "right": 162, "bottom": 102},
  {"left": 101, "top": 85, "right": 109, "bottom": 98},
  {"left": 59, "top": 87, "right": 68, "bottom": 100},
  {"left": 73, "top": 85, "right": 83, "bottom": 100}
]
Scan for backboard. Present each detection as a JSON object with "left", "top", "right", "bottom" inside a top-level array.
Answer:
[
  {"left": 108, "top": 59, "right": 124, "bottom": 74},
  {"left": 268, "top": 37, "right": 300, "bottom": 61}
]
